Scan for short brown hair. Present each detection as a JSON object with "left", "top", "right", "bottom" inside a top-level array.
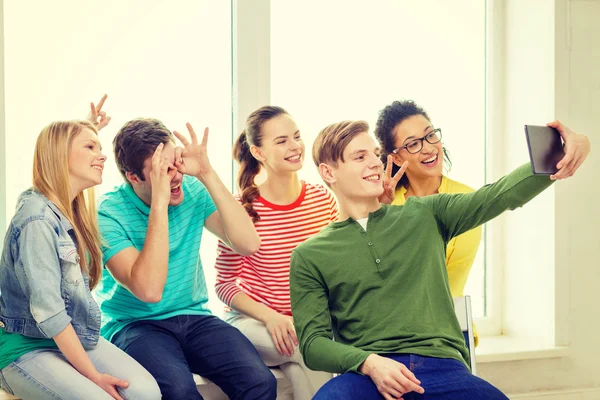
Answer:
[
  {"left": 312, "top": 120, "right": 369, "bottom": 167},
  {"left": 113, "top": 118, "right": 174, "bottom": 181}
]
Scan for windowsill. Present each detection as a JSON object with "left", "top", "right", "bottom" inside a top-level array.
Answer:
[{"left": 476, "top": 335, "right": 569, "bottom": 363}]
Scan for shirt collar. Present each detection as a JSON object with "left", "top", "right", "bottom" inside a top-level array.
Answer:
[
  {"left": 31, "top": 189, "right": 75, "bottom": 232},
  {"left": 123, "top": 183, "right": 151, "bottom": 216}
]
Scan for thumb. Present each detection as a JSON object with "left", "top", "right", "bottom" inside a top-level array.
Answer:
[{"left": 108, "top": 375, "right": 129, "bottom": 388}]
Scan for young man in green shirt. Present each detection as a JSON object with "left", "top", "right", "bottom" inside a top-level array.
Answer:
[{"left": 290, "top": 120, "right": 590, "bottom": 399}]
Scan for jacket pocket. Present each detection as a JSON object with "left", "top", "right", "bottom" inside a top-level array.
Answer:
[
  {"left": 58, "top": 243, "right": 87, "bottom": 323},
  {"left": 58, "top": 242, "right": 82, "bottom": 285}
]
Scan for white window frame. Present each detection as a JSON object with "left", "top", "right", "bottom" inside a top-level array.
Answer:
[
  {"left": 234, "top": 1, "right": 570, "bottom": 362},
  {"left": 233, "top": 0, "right": 501, "bottom": 334},
  {"left": 0, "top": 0, "right": 570, "bottom": 364},
  {"left": 0, "top": 0, "right": 6, "bottom": 247}
]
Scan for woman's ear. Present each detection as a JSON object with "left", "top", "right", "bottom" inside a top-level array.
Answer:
[{"left": 249, "top": 145, "right": 265, "bottom": 162}]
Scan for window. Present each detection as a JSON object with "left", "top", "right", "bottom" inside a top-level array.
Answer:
[
  {"left": 270, "top": 0, "right": 488, "bottom": 319},
  {"left": 3, "top": 0, "right": 232, "bottom": 314}
]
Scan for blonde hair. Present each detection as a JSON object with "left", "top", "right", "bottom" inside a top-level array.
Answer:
[{"left": 33, "top": 120, "right": 103, "bottom": 289}]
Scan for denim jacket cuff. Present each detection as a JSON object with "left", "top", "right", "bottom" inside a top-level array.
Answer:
[{"left": 37, "top": 309, "right": 72, "bottom": 338}]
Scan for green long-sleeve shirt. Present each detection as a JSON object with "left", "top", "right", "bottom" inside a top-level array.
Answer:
[{"left": 290, "top": 163, "right": 553, "bottom": 374}]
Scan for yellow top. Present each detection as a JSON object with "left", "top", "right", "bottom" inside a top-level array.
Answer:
[{"left": 393, "top": 176, "right": 482, "bottom": 345}]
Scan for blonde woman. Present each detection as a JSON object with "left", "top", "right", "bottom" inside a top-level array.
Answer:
[{"left": 0, "top": 101, "right": 160, "bottom": 400}]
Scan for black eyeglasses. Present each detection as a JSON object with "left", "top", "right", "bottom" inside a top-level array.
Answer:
[{"left": 392, "top": 128, "right": 442, "bottom": 155}]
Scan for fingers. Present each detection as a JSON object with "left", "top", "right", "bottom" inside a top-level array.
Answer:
[
  {"left": 392, "top": 161, "right": 409, "bottom": 184},
  {"left": 99, "top": 115, "right": 112, "bottom": 130},
  {"left": 381, "top": 372, "right": 407, "bottom": 396},
  {"left": 569, "top": 155, "right": 585, "bottom": 177},
  {"left": 280, "top": 327, "right": 295, "bottom": 356},
  {"left": 186, "top": 122, "right": 199, "bottom": 145},
  {"left": 107, "top": 387, "right": 124, "bottom": 400},
  {"left": 556, "top": 146, "right": 574, "bottom": 170},
  {"left": 96, "top": 94, "right": 108, "bottom": 112},
  {"left": 382, "top": 392, "right": 402, "bottom": 400},
  {"left": 200, "top": 126, "right": 209, "bottom": 148},
  {"left": 386, "top": 155, "right": 394, "bottom": 179},
  {"left": 552, "top": 146, "right": 576, "bottom": 180},
  {"left": 397, "top": 367, "right": 424, "bottom": 394},
  {"left": 107, "top": 375, "right": 129, "bottom": 389},
  {"left": 174, "top": 124, "right": 208, "bottom": 148},
  {"left": 400, "top": 366, "right": 421, "bottom": 386},
  {"left": 167, "top": 165, "right": 178, "bottom": 179},
  {"left": 289, "top": 325, "right": 299, "bottom": 347},
  {"left": 152, "top": 143, "right": 165, "bottom": 170},
  {"left": 174, "top": 146, "right": 183, "bottom": 163},
  {"left": 89, "top": 102, "right": 96, "bottom": 116},
  {"left": 552, "top": 157, "right": 577, "bottom": 180},
  {"left": 269, "top": 329, "right": 284, "bottom": 356},
  {"left": 105, "top": 374, "right": 128, "bottom": 400},
  {"left": 173, "top": 130, "right": 190, "bottom": 147}
]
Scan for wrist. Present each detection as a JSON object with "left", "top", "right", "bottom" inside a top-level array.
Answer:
[
  {"left": 195, "top": 168, "right": 217, "bottom": 184},
  {"left": 86, "top": 370, "right": 102, "bottom": 383},
  {"left": 259, "top": 308, "right": 278, "bottom": 325},
  {"left": 150, "top": 195, "right": 169, "bottom": 210},
  {"left": 359, "top": 354, "right": 376, "bottom": 376}
]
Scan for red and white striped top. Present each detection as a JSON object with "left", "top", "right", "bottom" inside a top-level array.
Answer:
[{"left": 215, "top": 182, "right": 339, "bottom": 315}]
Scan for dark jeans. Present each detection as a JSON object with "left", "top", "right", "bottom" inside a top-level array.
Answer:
[
  {"left": 112, "top": 314, "right": 277, "bottom": 400},
  {"left": 314, "top": 354, "right": 508, "bottom": 400}
]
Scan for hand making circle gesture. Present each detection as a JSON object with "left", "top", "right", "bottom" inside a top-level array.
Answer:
[{"left": 173, "top": 123, "right": 214, "bottom": 179}]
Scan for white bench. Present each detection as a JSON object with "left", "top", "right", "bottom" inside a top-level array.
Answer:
[{"left": 0, "top": 368, "right": 293, "bottom": 400}]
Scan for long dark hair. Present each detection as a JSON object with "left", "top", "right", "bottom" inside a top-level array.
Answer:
[
  {"left": 233, "top": 106, "right": 288, "bottom": 222},
  {"left": 374, "top": 100, "right": 452, "bottom": 189}
]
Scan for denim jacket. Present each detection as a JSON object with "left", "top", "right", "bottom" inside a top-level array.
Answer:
[{"left": 0, "top": 189, "right": 101, "bottom": 348}]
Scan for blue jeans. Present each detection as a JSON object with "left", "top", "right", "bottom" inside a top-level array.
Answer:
[
  {"left": 112, "top": 314, "right": 277, "bottom": 400},
  {"left": 0, "top": 337, "right": 160, "bottom": 400},
  {"left": 314, "top": 354, "right": 508, "bottom": 400}
]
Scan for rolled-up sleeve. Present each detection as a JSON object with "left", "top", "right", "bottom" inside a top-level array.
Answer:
[{"left": 15, "top": 220, "right": 71, "bottom": 338}]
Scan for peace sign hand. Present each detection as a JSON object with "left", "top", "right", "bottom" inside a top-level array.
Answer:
[
  {"left": 87, "top": 94, "right": 111, "bottom": 131},
  {"left": 379, "top": 156, "right": 408, "bottom": 205}
]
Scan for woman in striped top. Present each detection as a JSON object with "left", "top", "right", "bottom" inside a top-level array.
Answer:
[{"left": 215, "top": 106, "right": 337, "bottom": 399}]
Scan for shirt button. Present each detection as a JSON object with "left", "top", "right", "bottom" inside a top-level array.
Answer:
[
  {"left": 375, "top": 259, "right": 381, "bottom": 264},
  {"left": 368, "top": 242, "right": 373, "bottom": 246}
]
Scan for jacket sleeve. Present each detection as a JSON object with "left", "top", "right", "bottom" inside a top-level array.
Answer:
[{"left": 15, "top": 220, "right": 71, "bottom": 338}]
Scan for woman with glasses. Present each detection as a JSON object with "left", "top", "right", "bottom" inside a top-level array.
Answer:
[{"left": 373, "top": 100, "right": 482, "bottom": 344}]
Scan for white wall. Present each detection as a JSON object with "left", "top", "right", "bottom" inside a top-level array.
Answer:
[
  {"left": 2, "top": 0, "right": 233, "bottom": 314},
  {"left": 270, "top": 0, "right": 489, "bottom": 319},
  {"left": 502, "top": 0, "right": 557, "bottom": 343},
  {"left": 483, "top": 0, "right": 600, "bottom": 398}
]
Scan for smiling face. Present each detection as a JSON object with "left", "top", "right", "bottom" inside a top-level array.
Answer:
[
  {"left": 326, "top": 131, "right": 384, "bottom": 201},
  {"left": 68, "top": 128, "right": 106, "bottom": 193},
  {"left": 251, "top": 113, "right": 305, "bottom": 175},
  {"left": 391, "top": 114, "right": 444, "bottom": 181}
]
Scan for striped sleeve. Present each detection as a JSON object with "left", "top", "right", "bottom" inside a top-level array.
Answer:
[
  {"left": 326, "top": 187, "right": 340, "bottom": 221},
  {"left": 214, "top": 240, "right": 244, "bottom": 306}
]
